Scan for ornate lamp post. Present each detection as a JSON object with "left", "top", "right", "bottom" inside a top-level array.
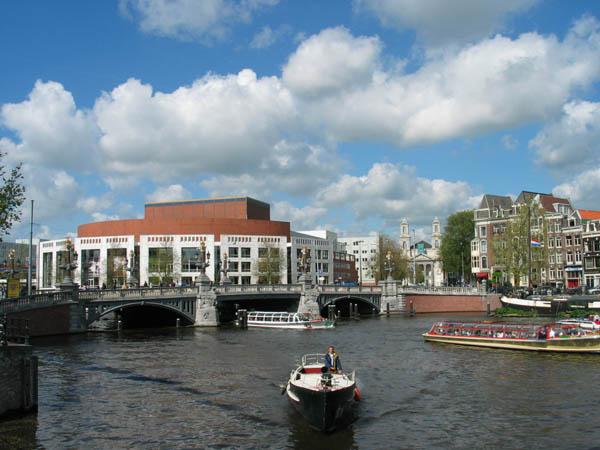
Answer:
[
  {"left": 59, "top": 239, "right": 78, "bottom": 287},
  {"left": 126, "top": 249, "right": 138, "bottom": 288},
  {"left": 195, "top": 241, "right": 211, "bottom": 287},
  {"left": 385, "top": 250, "right": 395, "bottom": 281},
  {"left": 298, "top": 245, "right": 312, "bottom": 285},
  {"left": 220, "top": 252, "right": 231, "bottom": 285},
  {"left": 8, "top": 249, "right": 16, "bottom": 279}
]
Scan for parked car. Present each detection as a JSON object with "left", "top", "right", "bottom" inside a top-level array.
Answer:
[{"left": 588, "top": 288, "right": 600, "bottom": 295}]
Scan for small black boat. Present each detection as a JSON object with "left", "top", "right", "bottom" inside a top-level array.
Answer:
[{"left": 285, "top": 354, "right": 359, "bottom": 431}]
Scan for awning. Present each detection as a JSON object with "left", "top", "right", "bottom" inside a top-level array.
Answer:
[
  {"left": 565, "top": 267, "right": 582, "bottom": 271},
  {"left": 476, "top": 272, "right": 489, "bottom": 278}
]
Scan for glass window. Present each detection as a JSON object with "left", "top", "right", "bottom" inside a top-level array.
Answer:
[
  {"left": 556, "top": 238, "right": 562, "bottom": 248},
  {"left": 228, "top": 247, "right": 239, "bottom": 258},
  {"left": 228, "top": 261, "right": 239, "bottom": 272},
  {"left": 241, "top": 276, "right": 251, "bottom": 285},
  {"left": 322, "top": 250, "right": 328, "bottom": 259},
  {"left": 258, "top": 247, "right": 268, "bottom": 258},
  {"left": 241, "top": 261, "right": 251, "bottom": 272},
  {"left": 241, "top": 247, "right": 251, "bottom": 258},
  {"left": 556, "top": 253, "right": 562, "bottom": 264},
  {"left": 481, "top": 256, "right": 488, "bottom": 269},
  {"left": 480, "top": 240, "right": 487, "bottom": 253},
  {"left": 480, "top": 226, "right": 487, "bottom": 238},
  {"left": 575, "top": 235, "right": 581, "bottom": 246},
  {"left": 566, "top": 236, "right": 572, "bottom": 247},
  {"left": 270, "top": 248, "right": 279, "bottom": 257}
]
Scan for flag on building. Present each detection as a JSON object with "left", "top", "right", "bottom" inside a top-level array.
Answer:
[{"left": 530, "top": 238, "right": 543, "bottom": 247}]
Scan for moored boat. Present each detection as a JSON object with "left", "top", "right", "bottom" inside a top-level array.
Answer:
[
  {"left": 285, "top": 354, "right": 359, "bottom": 431},
  {"left": 247, "top": 311, "right": 335, "bottom": 329},
  {"left": 423, "top": 320, "right": 600, "bottom": 353},
  {"left": 500, "top": 295, "right": 568, "bottom": 315}
]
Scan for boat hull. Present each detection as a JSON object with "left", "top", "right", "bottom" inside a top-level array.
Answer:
[
  {"left": 248, "top": 320, "right": 335, "bottom": 329},
  {"left": 500, "top": 296, "right": 567, "bottom": 315},
  {"left": 423, "top": 334, "right": 600, "bottom": 353},
  {"left": 288, "top": 381, "right": 356, "bottom": 431}
]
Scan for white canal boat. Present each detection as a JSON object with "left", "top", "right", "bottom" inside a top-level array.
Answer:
[{"left": 247, "top": 311, "right": 335, "bottom": 329}]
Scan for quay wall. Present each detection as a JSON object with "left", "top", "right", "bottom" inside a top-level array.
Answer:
[
  {"left": 0, "top": 345, "right": 38, "bottom": 417},
  {"left": 406, "top": 294, "right": 501, "bottom": 313},
  {"left": 7, "top": 303, "right": 85, "bottom": 337}
]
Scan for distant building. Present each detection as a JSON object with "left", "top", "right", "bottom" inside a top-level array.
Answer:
[
  {"left": 336, "top": 236, "right": 379, "bottom": 285},
  {"left": 291, "top": 230, "right": 336, "bottom": 284},
  {"left": 472, "top": 191, "right": 584, "bottom": 288},
  {"left": 578, "top": 209, "right": 600, "bottom": 289},
  {"left": 399, "top": 218, "right": 444, "bottom": 287},
  {"left": 333, "top": 251, "right": 358, "bottom": 285}
]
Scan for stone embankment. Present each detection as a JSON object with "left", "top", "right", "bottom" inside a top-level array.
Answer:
[{"left": 0, "top": 344, "right": 38, "bottom": 418}]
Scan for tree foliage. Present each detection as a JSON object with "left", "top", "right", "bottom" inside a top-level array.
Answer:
[
  {"left": 254, "top": 244, "right": 286, "bottom": 284},
  {"left": 439, "top": 210, "right": 474, "bottom": 282},
  {"left": 0, "top": 153, "right": 26, "bottom": 241},
  {"left": 492, "top": 202, "right": 547, "bottom": 286},
  {"left": 370, "top": 234, "right": 410, "bottom": 282}
]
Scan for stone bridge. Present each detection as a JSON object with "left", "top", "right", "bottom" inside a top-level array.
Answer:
[{"left": 0, "top": 282, "right": 486, "bottom": 333}]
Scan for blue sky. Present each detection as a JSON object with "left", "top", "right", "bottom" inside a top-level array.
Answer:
[{"left": 1, "top": 0, "right": 600, "bottom": 242}]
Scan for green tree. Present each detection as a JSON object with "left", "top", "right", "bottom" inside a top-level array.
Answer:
[
  {"left": 147, "top": 241, "right": 181, "bottom": 285},
  {"left": 0, "top": 153, "right": 25, "bottom": 241},
  {"left": 440, "top": 211, "right": 474, "bottom": 284},
  {"left": 370, "top": 234, "right": 410, "bottom": 282},
  {"left": 254, "top": 244, "right": 286, "bottom": 284},
  {"left": 493, "top": 202, "right": 547, "bottom": 287}
]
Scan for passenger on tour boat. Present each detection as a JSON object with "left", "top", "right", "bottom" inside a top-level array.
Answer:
[{"left": 325, "top": 346, "right": 343, "bottom": 374}]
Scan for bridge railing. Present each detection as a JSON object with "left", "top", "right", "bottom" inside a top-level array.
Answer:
[
  {"left": 397, "top": 286, "right": 484, "bottom": 295},
  {"left": 0, "top": 290, "right": 74, "bottom": 313},
  {"left": 215, "top": 284, "right": 304, "bottom": 294},
  {"left": 80, "top": 286, "right": 200, "bottom": 301},
  {"left": 319, "top": 285, "right": 383, "bottom": 294}
]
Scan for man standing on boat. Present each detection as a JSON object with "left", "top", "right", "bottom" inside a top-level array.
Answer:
[{"left": 325, "top": 346, "right": 343, "bottom": 373}]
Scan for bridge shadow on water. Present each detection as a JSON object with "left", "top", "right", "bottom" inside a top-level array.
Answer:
[{"left": 119, "top": 305, "right": 194, "bottom": 329}]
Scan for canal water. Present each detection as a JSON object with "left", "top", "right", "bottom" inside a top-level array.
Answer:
[{"left": 2, "top": 314, "right": 600, "bottom": 449}]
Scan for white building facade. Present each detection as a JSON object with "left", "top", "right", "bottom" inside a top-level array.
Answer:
[{"left": 336, "top": 236, "right": 379, "bottom": 285}]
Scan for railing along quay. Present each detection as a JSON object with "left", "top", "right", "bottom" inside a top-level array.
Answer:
[
  {"left": 215, "top": 284, "right": 303, "bottom": 294},
  {"left": 0, "top": 291, "right": 73, "bottom": 313},
  {"left": 0, "top": 314, "right": 30, "bottom": 345}
]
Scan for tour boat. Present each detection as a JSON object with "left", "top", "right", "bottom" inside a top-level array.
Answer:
[
  {"left": 285, "top": 354, "right": 359, "bottom": 431},
  {"left": 423, "top": 320, "right": 600, "bottom": 353},
  {"left": 500, "top": 295, "right": 568, "bottom": 315},
  {"left": 247, "top": 311, "right": 335, "bottom": 329},
  {"left": 559, "top": 314, "right": 600, "bottom": 331}
]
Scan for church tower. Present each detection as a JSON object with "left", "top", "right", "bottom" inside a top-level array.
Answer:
[
  {"left": 400, "top": 218, "right": 411, "bottom": 254},
  {"left": 432, "top": 217, "right": 442, "bottom": 252}
]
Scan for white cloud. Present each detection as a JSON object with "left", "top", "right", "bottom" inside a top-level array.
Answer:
[
  {"left": 287, "top": 20, "right": 600, "bottom": 146},
  {"left": 315, "top": 162, "right": 480, "bottom": 225},
  {"left": 553, "top": 168, "right": 600, "bottom": 210},
  {"left": 146, "top": 184, "right": 192, "bottom": 202},
  {"left": 202, "top": 140, "right": 342, "bottom": 198},
  {"left": 0, "top": 80, "right": 99, "bottom": 171},
  {"left": 94, "top": 72, "right": 297, "bottom": 182},
  {"left": 250, "top": 25, "right": 291, "bottom": 49},
  {"left": 530, "top": 100, "right": 600, "bottom": 172},
  {"left": 355, "top": 0, "right": 539, "bottom": 47},
  {"left": 271, "top": 201, "right": 328, "bottom": 230},
  {"left": 282, "top": 27, "right": 383, "bottom": 99},
  {"left": 119, "top": 0, "right": 279, "bottom": 42},
  {"left": 20, "top": 165, "right": 82, "bottom": 221}
]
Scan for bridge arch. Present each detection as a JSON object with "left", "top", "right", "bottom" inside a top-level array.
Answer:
[
  {"left": 318, "top": 294, "right": 380, "bottom": 317},
  {"left": 86, "top": 300, "right": 195, "bottom": 328}
]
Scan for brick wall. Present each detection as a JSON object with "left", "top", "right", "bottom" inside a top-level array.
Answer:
[
  {"left": 0, "top": 345, "right": 38, "bottom": 417},
  {"left": 406, "top": 294, "right": 502, "bottom": 313},
  {"left": 9, "top": 303, "right": 74, "bottom": 337}
]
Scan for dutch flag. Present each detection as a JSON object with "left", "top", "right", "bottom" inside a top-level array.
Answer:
[{"left": 531, "top": 238, "right": 543, "bottom": 247}]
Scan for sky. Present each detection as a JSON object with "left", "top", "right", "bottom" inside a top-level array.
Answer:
[{"left": 1, "top": 0, "right": 600, "bottom": 243}]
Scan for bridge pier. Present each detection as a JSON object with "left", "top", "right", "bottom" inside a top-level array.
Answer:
[
  {"left": 195, "top": 284, "right": 219, "bottom": 326},
  {"left": 380, "top": 280, "right": 406, "bottom": 314},
  {"left": 297, "top": 286, "right": 320, "bottom": 316}
]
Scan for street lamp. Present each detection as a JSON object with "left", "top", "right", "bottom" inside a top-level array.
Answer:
[
  {"left": 385, "top": 250, "right": 394, "bottom": 281},
  {"left": 59, "top": 239, "right": 78, "bottom": 287},
  {"left": 194, "top": 241, "right": 211, "bottom": 286},
  {"left": 357, "top": 240, "right": 364, "bottom": 286},
  {"left": 412, "top": 230, "right": 416, "bottom": 285},
  {"left": 220, "top": 252, "right": 231, "bottom": 285},
  {"left": 8, "top": 249, "right": 15, "bottom": 280},
  {"left": 126, "top": 249, "right": 138, "bottom": 287}
]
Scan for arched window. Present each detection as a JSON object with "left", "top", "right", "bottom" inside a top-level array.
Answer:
[
  {"left": 403, "top": 241, "right": 407, "bottom": 249},
  {"left": 435, "top": 240, "right": 439, "bottom": 248},
  {"left": 480, "top": 240, "right": 487, "bottom": 253}
]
